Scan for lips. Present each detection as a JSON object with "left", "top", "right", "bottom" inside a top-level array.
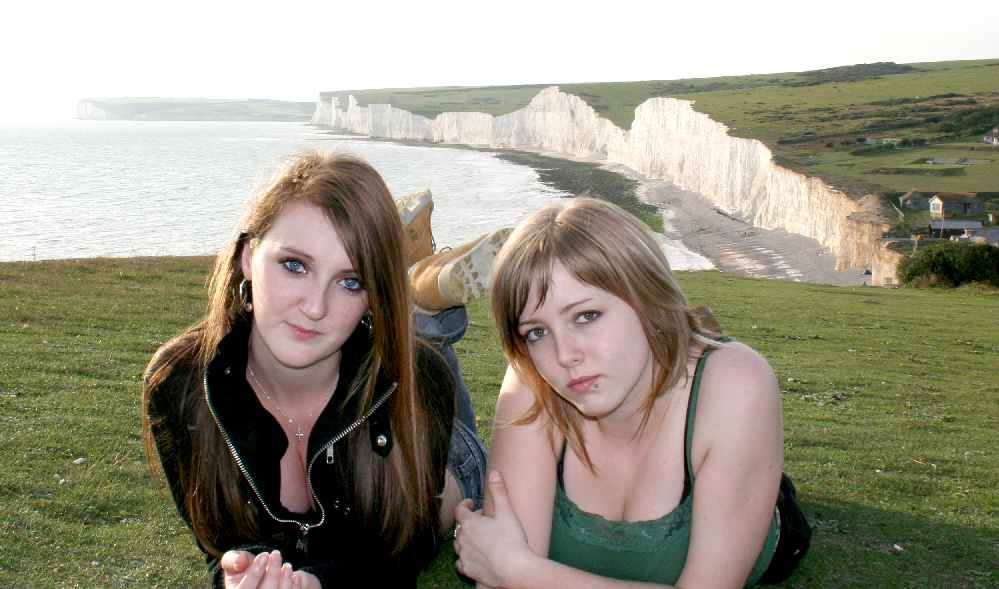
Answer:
[
  {"left": 567, "top": 375, "right": 600, "bottom": 394},
  {"left": 288, "top": 323, "right": 321, "bottom": 340}
]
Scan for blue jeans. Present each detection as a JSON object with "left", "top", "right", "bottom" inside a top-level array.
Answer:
[{"left": 414, "top": 306, "right": 487, "bottom": 510}]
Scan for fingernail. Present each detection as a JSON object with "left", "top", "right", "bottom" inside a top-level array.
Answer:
[
  {"left": 490, "top": 470, "right": 500, "bottom": 482},
  {"left": 254, "top": 552, "right": 267, "bottom": 568}
]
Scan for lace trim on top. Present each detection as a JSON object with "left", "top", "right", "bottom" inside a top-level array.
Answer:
[
  {"left": 549, "top": 339, "right": 728, "bottom": 554},
  {"left": 553, "top": 481, "right": 692, "bottom": 552}
]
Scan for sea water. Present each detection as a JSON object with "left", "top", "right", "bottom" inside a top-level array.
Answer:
[{"left": 0, "top": 120, "right": 707, "bottom": 268}]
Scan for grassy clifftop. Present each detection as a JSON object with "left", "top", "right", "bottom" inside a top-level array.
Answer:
[
  {"left": 1, "top": 257, "right": 997, "bottom": 587},
  {"left": 320, "top": 59, "right": 999, "bottom": 196}
]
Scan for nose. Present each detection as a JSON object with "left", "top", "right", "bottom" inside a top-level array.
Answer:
[
  {"left": 299, "top": 282, "right": 329, "bottom": 320},
  {"left": 553, "top": 330, "right": 583, "bottom": 368}
]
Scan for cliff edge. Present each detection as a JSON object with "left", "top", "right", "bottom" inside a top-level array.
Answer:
[{"left": 312, "top": 87, "right": 894, "bottom": 282}]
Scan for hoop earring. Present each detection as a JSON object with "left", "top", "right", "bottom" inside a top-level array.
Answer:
[
  {"left": 360, "top": 313, "right": 373, "bottom": 336},
  {"left": 239, "top": 279, "right": 253, "bottom": 313}
]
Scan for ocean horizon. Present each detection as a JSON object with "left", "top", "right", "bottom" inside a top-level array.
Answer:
[{"left": 0, "top": 120, "right": 711, "bottom": 270}]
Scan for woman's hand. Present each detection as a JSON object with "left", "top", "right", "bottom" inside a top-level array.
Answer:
[
  {"left": 453, "top": 471, "right": 535, "bottom": 587},
  {"left": 220, "top": 550, "right": 320, "bottom": 589}
]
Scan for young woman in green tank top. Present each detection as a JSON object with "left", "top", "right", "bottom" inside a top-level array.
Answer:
[{"left": 453, "top": 198, "right": 784, "bottom": 588}]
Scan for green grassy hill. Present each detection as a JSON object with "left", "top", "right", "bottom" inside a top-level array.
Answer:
[
  {"left": 321, "top": 59, "right": 999, "bottom": 197},
  {"left": 1, "top": 257, "right": 996, "bottom": 587}
]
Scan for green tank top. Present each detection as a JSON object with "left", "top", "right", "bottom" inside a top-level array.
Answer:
[{"left": 547, "top": 343, "right": 779, "bottom": 586}]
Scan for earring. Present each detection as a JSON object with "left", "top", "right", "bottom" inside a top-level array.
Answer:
[
  {"left": 239, "top": 279, "right": 253, "bottom": 313},
  {"left": 360, "top": 313, "right": 373, "bottom": 336}
]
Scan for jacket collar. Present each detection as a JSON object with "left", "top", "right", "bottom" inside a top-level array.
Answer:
[{"left": 203, "top": 318, "right": 396, "bottom": 515}]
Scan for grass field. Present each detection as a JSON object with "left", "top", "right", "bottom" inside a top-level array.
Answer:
[
  {"left": 322, "top": 59, "right": 999, "bottom": 197},
  {"left": 1, "top": 257, "right": 997, "bottom": 587}
]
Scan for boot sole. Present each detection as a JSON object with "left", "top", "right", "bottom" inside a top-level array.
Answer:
[
  {"left": 438, "top": 228, "right": 513, "bottom": 304},
  {"left": 397, "top": 189, "right": 433, "bottom": 225}
]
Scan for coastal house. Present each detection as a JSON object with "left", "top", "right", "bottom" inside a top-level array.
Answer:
[
  {"left": 985, "top": 125, "right": 999, "bottom": 145},
  {"left": 929, "top": 193, "right": 984, "bottom": 219},
  {"left": 929, "top": 220, "right": 983, "bottom": 239}
]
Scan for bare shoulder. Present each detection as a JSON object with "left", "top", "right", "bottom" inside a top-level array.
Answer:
[
  {"left": 693, "top": 341, "right": 781, "bottom": 434},
  {"left": 699, "top": 341, "right": 778, "bottom": 402},
  {"left": 494, "top": 365, "right": 558, "bottom": 444}
]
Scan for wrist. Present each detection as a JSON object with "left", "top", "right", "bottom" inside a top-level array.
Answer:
[{"left": 503, "top": 547, "right": 542, "bottom": 589}]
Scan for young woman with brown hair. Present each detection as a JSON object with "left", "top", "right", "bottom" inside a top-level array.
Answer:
[
  {"left": 142, "top": 152, "right": 488, "bottom": 588},
  {"left": 454, "top": 197, "right": 791, "bottom": 588}
]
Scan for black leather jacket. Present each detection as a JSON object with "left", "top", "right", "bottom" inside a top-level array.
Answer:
[{"left": 147, "top": 320, "right": 455, "bottom": 587}]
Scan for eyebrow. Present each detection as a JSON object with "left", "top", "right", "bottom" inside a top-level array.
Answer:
[
  {"left": 276, "top": 246, "right": 357, "bottom": 275},
  {"left": 518, "top": 297, "right": 594, "bottom": 326},
  {"left": 277, "top": 245, "right": 315, "bottom": 263}
]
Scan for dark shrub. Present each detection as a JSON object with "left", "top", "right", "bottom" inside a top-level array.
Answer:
[{"left": 899, "top": 241, "right": 999, "bottom": 287}]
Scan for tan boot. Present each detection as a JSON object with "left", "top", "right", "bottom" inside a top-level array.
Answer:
[
  {"left": 410, "top": 227, "right": 513, "bottom": 311},
  {"left": 396, "top": 189, "right": 435, "bottom": 265}
]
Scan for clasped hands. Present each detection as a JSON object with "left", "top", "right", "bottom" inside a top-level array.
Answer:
[
  {"left": 220, "top": 549, "right": 321, "bottom": 589},
  {"left": 453, "top": 470, "right": 535, "bottom": 588},
  {"left": 220, "top": 471, "right": 527, "bottom": 589}
]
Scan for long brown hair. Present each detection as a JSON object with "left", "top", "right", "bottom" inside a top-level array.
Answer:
[
  {"left": 142, "top": 152, "right": 440, "bottom": 555},
  {"left": 491, "top": 197, "right": 716, "bottom": 470}
]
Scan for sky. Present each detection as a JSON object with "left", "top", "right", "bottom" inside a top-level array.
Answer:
[{"left": 3, "top": 0, "right": 998, "bottom": 120}]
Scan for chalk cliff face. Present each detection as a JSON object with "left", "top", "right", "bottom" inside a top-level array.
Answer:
[
  {"left": 77, "top": 100, "right": 114, "bottom": 120},
  {"left": 312, "top": 87, "right": 891, "bottom": 274},
  {"left": 311, "top": 97, "right": 332, "bottom": 125}
]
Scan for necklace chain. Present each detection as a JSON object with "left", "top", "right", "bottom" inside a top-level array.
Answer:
[{"left": 247, "top": 363, "right": 334, "bottom": 444}]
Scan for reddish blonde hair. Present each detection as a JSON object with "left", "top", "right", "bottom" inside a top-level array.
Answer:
[{"left": 491, "top": 197, "right": 715, "bottom": 469}]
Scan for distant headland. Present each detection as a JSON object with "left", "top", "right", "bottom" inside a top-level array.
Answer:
[{"left": 76, "top": 97, "right": 314, "bottom": 121}]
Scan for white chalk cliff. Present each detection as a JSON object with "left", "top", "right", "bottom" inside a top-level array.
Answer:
[
  {"left": 313, "top": 87, "right": 892, "bottom": 280},
  {"left": 76, "top": 100, "right": 115, "bottom": 120}
]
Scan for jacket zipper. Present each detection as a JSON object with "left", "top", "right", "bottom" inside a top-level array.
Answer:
[{"left": 203, "top": 371, "right": 397, "bottom": 548}]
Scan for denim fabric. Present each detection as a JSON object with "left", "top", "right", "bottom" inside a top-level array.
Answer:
[
  {"left": 414, "top": 306, "right": 488, "bottom": 509},
  {"left": 447, "top": 417, "right": 488, "bottom": 510},
  {"left": 413, "top": 306, "right": 476, "bottom": 435}
]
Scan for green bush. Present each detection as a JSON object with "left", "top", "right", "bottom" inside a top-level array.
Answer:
[
  {"left": 899, "top": 240, "right": 999, "bottom": 287},
  {"left": 932, "top": 102, "right": 999, "bottom": 136}
]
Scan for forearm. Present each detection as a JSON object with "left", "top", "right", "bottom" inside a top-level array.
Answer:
[{"left": 508, "top": 553, "right": 670, "bottom": 589}]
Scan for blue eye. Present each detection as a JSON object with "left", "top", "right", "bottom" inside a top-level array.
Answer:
[
  {"left": 523, "top": 327, "right": 548, "bottom": 343},
  {"left": 282, "top": 259, "right": 306, "bottom": 274},
  {"left": 339, "top": 277, "right": 363, "bottom": 292}
]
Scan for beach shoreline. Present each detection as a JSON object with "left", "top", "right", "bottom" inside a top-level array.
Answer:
[
  {"left": 605, "top": 163, "right": 867, "bottom": 286},
  {"left": 315, "top": 129, "right": 866, "bottom": 286}
]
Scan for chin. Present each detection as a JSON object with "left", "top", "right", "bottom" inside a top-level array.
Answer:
[{"left": 272, "top": 349, "right": 336, "bottom": 370}]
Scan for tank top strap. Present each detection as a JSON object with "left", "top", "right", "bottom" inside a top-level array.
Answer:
[
  {"left": 558, "top": 336, "right": 733, "bottom": 494},
  {"left": 684, "top": 337, "right": 734, "bottom": 485},
  {"left": 557, "top": 438, "right": 568, "bottom": 484}
]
